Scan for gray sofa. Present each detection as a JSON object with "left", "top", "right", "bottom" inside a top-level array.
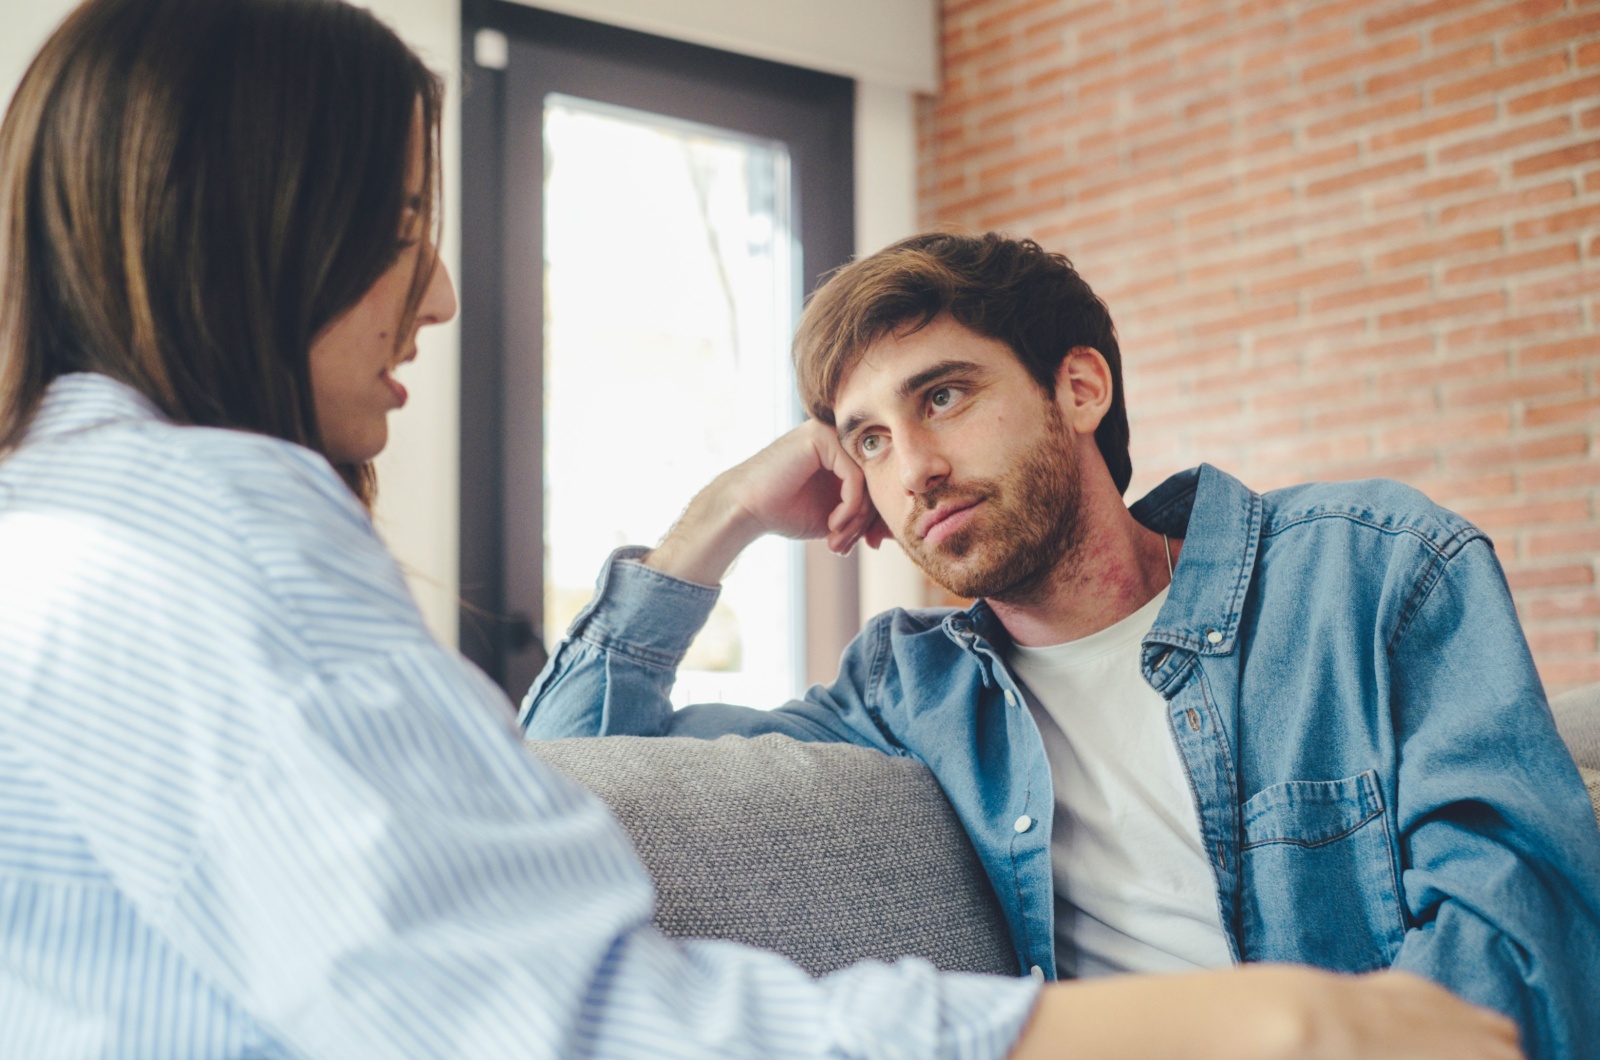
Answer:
[{"left": 532, "top": 683, "right": 1600, "bottom": 976}]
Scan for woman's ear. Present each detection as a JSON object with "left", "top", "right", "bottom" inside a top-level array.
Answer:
[{"left": 1053, "top": 346, "right": 1113, "bottom": 436}]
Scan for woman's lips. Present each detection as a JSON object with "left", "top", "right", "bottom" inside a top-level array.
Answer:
[
  {"left": 920, "top": 500, "right": 982, "bottom": 546},
  {"left": 383, "top": 371, "right": 408, "bottom": 408}
]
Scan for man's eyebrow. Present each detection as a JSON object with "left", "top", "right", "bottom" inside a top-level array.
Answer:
[{"left": 835, "top": 360, "right": 988, "bottom": 443}]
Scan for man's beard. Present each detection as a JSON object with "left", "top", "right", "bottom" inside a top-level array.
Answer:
[{"left": 900, "top": 398, "right": 1084, "bottom": 603}]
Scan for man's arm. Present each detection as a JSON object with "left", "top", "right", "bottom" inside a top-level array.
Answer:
[
  {"left": 1388, "top": 535, "right": 1600, "bottom": 1060},
  {"left": 521, "top": 421, "right": 895, "bottom": 745}
]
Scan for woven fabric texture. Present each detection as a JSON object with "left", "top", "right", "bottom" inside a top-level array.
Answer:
[
  {"left": 531, "top": 734, "right": 1017, "bottom": 978},
  {"left": 1553, "top": 684, "right": 1600, "bottom": 773}
]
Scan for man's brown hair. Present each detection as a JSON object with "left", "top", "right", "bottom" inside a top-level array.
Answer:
[
  {"left": 0, "top": 0, "right": 443, "bottom": 506},
  {"left": 794, "top": 231, "right": 1132, "bottom": 494}
]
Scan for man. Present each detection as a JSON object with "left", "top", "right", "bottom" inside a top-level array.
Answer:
[{"left": 522, "top": 232, "right": 1600, "bottom": 1058}]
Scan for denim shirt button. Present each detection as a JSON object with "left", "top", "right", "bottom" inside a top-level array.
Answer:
[
  {"left": 1013, "top": 814, "right": 1033, "bottom": 833},
  {"left": 1004, "top": 690, "right": 1019, "bottom": 708},
  {"left": 1206, "top": 629, "right": 1223, "bottom": 645},
  {"left": 1029, "top": 964, "right": 1045, "bottom": 982}
]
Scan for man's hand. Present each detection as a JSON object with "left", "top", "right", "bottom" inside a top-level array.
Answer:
[
  {"left": 643, "top": 421, "right": 889, "bottom": 586},
  {"left": 1010, "top": 965, "right": 1521, "bottom": 1060}
]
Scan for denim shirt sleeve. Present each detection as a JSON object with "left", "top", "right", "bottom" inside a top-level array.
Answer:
[
  {"left": 519, "top": 547, "right": 900, "bottom": 753},
  {"left": 1388, "top": 536, "right": 1600, "bottom": 1060}
]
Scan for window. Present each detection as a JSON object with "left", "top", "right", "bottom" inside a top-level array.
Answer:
[{"left": 459, "top": 1, "right": 855, "bottom": 701}]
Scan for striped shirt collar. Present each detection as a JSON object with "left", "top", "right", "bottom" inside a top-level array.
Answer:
[{"left": 26, "top": 372, "right": 167, "bottom": 443}]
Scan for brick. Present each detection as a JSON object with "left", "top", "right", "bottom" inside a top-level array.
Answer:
[
  {"left": 1429, "top": 473, "right": 1518, "bottom": 503},
  {"left": 1244, "top": 82, "right": 1357, "bottom": 130},
  {"left": 1304, "top": 215, "right": 1429, "bottom": 255},
  {"left": 1524, "top": 462, "right": 1600, "bottom": 492},
  {"left": 1192, "top": 301, "right": 1301, "bottom": 339},
  {"left": 1444, "top": 369, "right": 1586, "bottom": 408},
  {"left": 1444, "top": 244, "right": 1581, "bottom": 285},
  {"left": 1526, "top": 629, "right": 1600, "bottom": 655},
  {"left": 1365, "top": 0, "right": 1481, "bottom": 35},
  {"left": 1516, "top": 269, "right": 1600, "bottom": 303},
  {"left": 1530, "top": 528, "right": 1600, "bottom": 559},
  {"left": 1258, "top": 317, "right": 1373, "bottom": 358},
  {"left": 1378, "top": 291, "right": 1506, "bottom": 329},
  {"left": 1244, "top": 142, "right": 1361, "bottom": 186},
  {"left": 1438, "top": 180, "right": 1572, "bottom": 226},
  {"left": 1537, "top": 658, "right": 1600, "bottom": 693},
  {"left": 1310, "top": 392, "right": 1437, "bottom": 430},
  {"left": 1511, "top": 202, "right": 1600, "bottom": 239},
  {"left": 1457, "top": 497, "right": 1590, "bottom": 529},
  {"left": 1305, "top": 36, "right": 1422, "bottom": 85},
  {"left": 1019, "top": 1, "right": 1116, "bottom": 39},
  {"left": 1512, "top": 138, "right": 1600, "bottom": 178},
  {"left": 1375, "top": 350, "right": 1504, "bottom": 391},
  {"left": 1526, "top": 394, "right": 1600, "bottom": 426},
  {"left": 1307, "top": 94, "right": 1426, "bottom": 141},
  {"left": 1367, "top": 44, "right": 1496, "bottom": 98},
  {"left": 1310, "top": 275, "right": 1432, "bottom": 314},
  {"left": 1438, "top": 116, "right": 1573, "bottom": 165},
  {"left": 1307, "top": 154, "right": 1428, "bottom": 196},
  {"left": 1447, "top": 433, "right": 1590, "bottom": 471},
  {"left": 1447, "top": 309, "right": 1585, "bottom": 349},
  {"left": 1509, "top": 73, "right": 1600, "bottom": 116},
  {"left": 1303, "top": 0, "right": 1393, "bottom": 29},
  {"left": 1435, "top": 53, "right": 1570, "bottom": 107},
  {"left": 1371, "top": 104, "right": 1496, "bottom": 152},
  {"left": 1504, "top": 12, "right": 1600, "bottom": 56},
  {"left": 1374, "top": 228, "right": 1502, "bottom": 270},
  {"left": 1524, "top": 592, "right": 1600, "bottom": 620},
  {"left": 1506, "top": 564, "right": 1597, "bottom": 590},
  {"left": 1306, "top": 334, "right": 1436, "bottom": 370},
  {"left": 1432, "top": 0, "right": 1565, "bottom": 47},
  {"left": 1582, "top": 39, "right": 1600, "bottom": 66},
  {"left": 1519, "top": 336, "right": 1600, "bottom": 367},
  {"left": 1380, "top": 411, "right": 1510, "bottom": 453},
  {"left": 1249, "top": 261, "right": 1366, "bottom": 297},
  {"left": 1189, "top": 245, "right": 1301, "bottom": 284},
  {"left": 1375, "top": 168, "right": 1502, "bottom": 211},
  {"left": 1252, "top": 376, "right": 1369, "bottom": 416}
]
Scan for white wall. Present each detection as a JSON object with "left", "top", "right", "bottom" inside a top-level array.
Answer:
[
  {"left": 1, "top": 0, "right": 931, "bottom": 643},
  {"left": 511, "top": 0, "right": 937, "bottom": 92}
]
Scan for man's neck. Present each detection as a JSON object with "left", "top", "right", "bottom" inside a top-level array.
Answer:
[{"left": 987, "top": 502, "right": 1177, "bottom": 649}]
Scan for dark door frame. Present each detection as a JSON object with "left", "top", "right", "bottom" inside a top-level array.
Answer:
[{"left": 459, "top": 0, "right": 857, "bottom": 696}]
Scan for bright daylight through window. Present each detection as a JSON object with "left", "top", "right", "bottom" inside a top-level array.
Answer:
[{"left": 543, "top": 95, "right": 803, "bottom": 707}]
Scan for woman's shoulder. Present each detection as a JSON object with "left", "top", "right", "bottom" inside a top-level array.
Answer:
[{"left": 2, "top": 376, "right": 424, "bottom": 653}]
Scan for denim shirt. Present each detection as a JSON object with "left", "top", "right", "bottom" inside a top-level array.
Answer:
[{"left": 523, "top": 464, "right": 1600, "bottom": 1060}]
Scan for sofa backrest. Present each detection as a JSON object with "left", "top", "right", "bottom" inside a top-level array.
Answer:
[
  {"left": 534, "top": 690, "right": 1600, "bottom": 976},
  {"left": 532, "top": 734, "right": 1017, "bottom": 978},
  {"left": 1551, "top": 682, "right": 1600, "bottom": 827}
]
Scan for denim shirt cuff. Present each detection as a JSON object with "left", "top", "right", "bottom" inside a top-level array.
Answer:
[{"left": 568, "top": 546, "right": 721, "bottom": 663}]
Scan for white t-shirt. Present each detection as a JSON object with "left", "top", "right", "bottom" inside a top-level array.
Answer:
[{"left": 1007, "top": 588, "right": 1233, "bottom": 977}]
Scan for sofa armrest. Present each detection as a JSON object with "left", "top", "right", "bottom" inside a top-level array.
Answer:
[{"left": 530, "top": 734, "right": 1017, "bottom": 978}]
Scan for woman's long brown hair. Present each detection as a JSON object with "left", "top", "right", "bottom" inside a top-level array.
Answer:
[{"left": 0, "top": 0, "right": 443, "bottom": 506}]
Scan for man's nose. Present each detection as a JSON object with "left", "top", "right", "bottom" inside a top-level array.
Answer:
[{"left": 897, "top": 427, "right": 951, "bottom": 496}]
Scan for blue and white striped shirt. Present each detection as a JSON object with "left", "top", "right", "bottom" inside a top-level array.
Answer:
[{"left": 0, "top": 373, "right": 1039, "bottom": 1059}]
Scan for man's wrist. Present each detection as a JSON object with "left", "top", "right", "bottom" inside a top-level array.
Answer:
[{"left": 642, "top": 480, "right": 764, "bottom": 586}]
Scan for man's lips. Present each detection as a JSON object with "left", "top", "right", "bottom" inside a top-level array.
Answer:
[{"left": 916, "top": 498, "right": 983, "bottom": 545}]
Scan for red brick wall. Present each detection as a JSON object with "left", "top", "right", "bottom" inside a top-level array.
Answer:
[{"left": 920, "top": 0, "right": 1600, "bottom": 693}]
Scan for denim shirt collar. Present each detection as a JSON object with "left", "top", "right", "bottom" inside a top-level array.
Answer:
[
  {"left": 946, "top": 464, "right": 1265, "bottom": 687},
  {"left": 1132, "top": 464, "right": 1264, "bottom": 663}
]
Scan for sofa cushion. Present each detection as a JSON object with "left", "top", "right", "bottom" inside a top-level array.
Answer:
[{"left": 531, "top": 734, "right": 1017, "bottom": 978}]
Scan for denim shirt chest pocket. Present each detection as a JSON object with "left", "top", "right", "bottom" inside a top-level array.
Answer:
[{"left": 1238, "top": 769, "right": 1407, "bottom": 971}]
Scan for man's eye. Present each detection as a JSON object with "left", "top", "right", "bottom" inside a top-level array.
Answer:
[
  {"left": 930, "top": 386, "right": 957, "bottom": 409},
  {"left": 859, "top": 434, "right": 882, "bottom": 455}
]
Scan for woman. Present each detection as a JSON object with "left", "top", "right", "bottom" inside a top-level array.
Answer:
[{"left": 0, "top": 1, "right": 1522, "bottom": 1057}]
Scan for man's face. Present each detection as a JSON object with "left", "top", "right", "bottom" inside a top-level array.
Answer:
[{"left": 831, "top": 314, "right": 1085, "bottom": 601}]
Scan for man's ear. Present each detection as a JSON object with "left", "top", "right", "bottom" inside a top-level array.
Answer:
[{"left": 1053, "top": 346, "right": 1113, "bottom": 436}]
